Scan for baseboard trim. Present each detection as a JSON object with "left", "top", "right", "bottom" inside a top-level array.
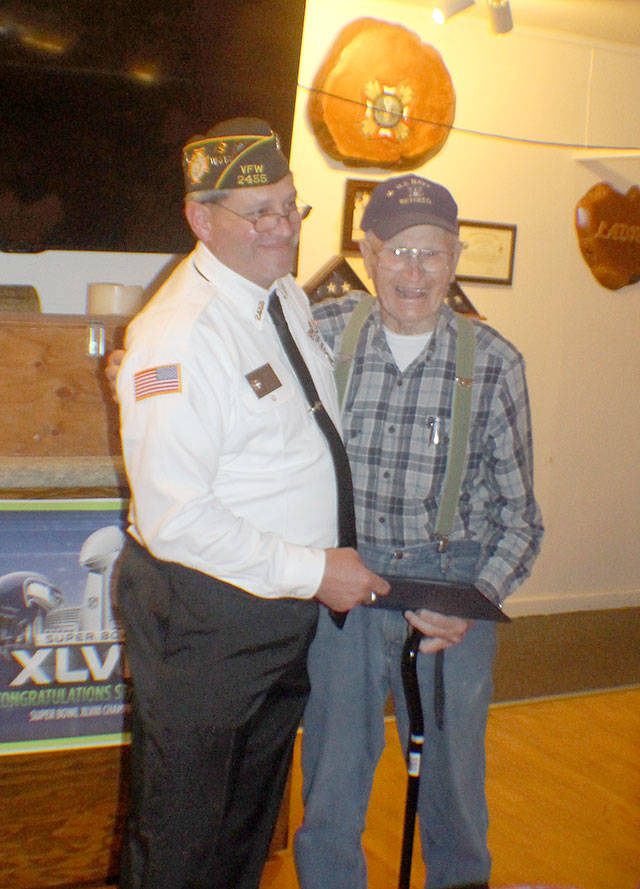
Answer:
[
  {"left": 489, "top": 682, "right": 640, "bottom": 708},
  {"left": 503, "top": 587, "right": 640, "bottom": 616},
  {"left": 493, "top": 607, "right": 640, "bottom": 701},
  {"left": 383, "top": 606, "right": 640, "bottom": 714}
]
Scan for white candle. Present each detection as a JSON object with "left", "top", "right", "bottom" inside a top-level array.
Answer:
[{"left": 87, "top": 283, "right": 145, "bottom": 316}]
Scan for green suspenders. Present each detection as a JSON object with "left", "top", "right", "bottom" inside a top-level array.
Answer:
[
  {"left": 334, "top": 299, "right": 475, "bottom": 546},
  {"left": 435, "top": 313, "right": 474, "bottom": 552},
  {"left": 334, "top": 294, "right": 376, "bottom": 412}
]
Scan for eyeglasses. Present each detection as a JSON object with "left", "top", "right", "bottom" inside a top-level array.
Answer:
[
  {"left": 210, "top": 198, "right": 311, "bottom": 233},
  {"left": 374, "top": 246, "right": 455, "bottom": 273}
]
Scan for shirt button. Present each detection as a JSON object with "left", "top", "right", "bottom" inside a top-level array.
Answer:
[
  {"left": 397, "top": 379, "right": 403, "bottom": 387},
  {"left": 388, "top": 425, "right": 395, "bottom": 434},
  {"left": 393, "top": 551, "right": 404, "bottom": 560},
  {"left": 378, "top": 516, "right": 386, "bottom": 524},
  {"left": 383, "top": 471, "right": 390, "bottom": 479}
]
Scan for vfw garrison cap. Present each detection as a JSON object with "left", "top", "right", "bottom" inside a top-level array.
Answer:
[
  {"left": 182, "top": 117, "right": 290, "bottom": 201},
  {"left": 361, "top": 174, "right": 459, "bottom": 239}
]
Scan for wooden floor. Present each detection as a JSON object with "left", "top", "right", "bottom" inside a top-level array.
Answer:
[
  {"left": 68, "top": 688, "right": 640, "bottom": 889},
  {"left": 260, "top": 687, "right": 640, "bottom": 889}
]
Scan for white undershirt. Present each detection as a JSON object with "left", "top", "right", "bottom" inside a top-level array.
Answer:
[{"left": 384, "top": 327, "right": 432, "bottom": 372}]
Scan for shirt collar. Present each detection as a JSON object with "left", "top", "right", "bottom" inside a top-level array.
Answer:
[
  {"left": 368, "top": 301, "right": 456, "bottom": 363},
  {"left": 433, "top": 302, "right": 456, "bottom": 335},
  {"left": 193, "top": 240, "right": 278, "bottom": 326}
]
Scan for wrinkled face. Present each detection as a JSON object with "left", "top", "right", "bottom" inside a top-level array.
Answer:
[
  {"left": 361, "top": 224, "right": 461, "bottom": 334},
  {"left": 188, "top": 173, "right": 301, "bottom": 289}
]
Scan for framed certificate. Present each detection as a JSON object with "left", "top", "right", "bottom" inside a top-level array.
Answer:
[{"left": 456, "top": 220, "right": 517, "bottom": 285}]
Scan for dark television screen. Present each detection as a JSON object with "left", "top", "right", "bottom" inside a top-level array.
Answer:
[{"left": 0, "top": 0, "right": 306, "bottom": 254}]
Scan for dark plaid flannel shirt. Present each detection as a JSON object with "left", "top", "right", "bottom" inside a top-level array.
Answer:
[{"left": 311, "top": 294, "right": 543, "bottom": 604}]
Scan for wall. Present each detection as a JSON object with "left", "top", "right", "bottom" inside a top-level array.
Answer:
[
  {"left": 290, "top": 0, "right": 640, "bottom": 617},
  {"left": 1, "top": 249, "right": 180, "bottom": 315}
]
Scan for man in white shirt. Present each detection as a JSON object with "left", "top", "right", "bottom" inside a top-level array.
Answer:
[{"left": 115, "top": 117, "right": 388, "bottom": 889}]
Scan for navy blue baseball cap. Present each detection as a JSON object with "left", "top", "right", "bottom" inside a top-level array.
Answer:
[{"left": 361, "top": 175, "right": 459, "bottom": 239}]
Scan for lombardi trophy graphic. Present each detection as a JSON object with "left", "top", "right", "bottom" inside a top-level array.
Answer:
[{"left": 78, "top": 526, "right": 125, "bottom": 636}]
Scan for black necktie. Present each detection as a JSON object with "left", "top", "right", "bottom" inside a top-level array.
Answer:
[{"left": 268, "top": 293, "right": 356, "bottom": 626}]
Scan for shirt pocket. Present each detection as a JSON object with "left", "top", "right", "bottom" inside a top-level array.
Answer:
[{"left": 405, "top": 412, "right": 451, "bottom": 500}]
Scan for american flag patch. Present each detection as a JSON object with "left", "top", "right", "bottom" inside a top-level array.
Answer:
[{"left": 134, "top": 364, "right": 181, "bottom": 400}]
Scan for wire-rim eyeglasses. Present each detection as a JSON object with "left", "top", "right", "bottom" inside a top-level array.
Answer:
[
  {"left": 208, "top": 198, "right": 312, "bottom": 233},
  {"left": 373, "top": 245, "right": 459, "bottom": 273}
]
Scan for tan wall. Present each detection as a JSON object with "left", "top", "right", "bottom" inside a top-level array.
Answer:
[{"left": 289, "top": 0, "right": 640, "bottom": 618}]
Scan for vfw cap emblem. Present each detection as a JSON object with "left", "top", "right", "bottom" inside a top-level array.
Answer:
[{"left": 187, "top": 147, "right": 209, "bottom": 184}]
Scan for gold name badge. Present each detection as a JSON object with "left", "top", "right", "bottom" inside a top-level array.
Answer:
[{"left": 245, "top": 363, "right": 282, "bottom": 398}]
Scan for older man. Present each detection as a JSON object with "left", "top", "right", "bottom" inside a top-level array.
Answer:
[
  {"left": 115, "top": 117, "right": 388, "bottom": 889},
  {"left": 294, "top": 175, "right": 543, "bottom": 889}
]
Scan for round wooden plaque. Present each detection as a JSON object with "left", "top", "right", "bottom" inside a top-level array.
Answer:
[{"left": 308, "top": 18, "right": 456, "bottom": 169}]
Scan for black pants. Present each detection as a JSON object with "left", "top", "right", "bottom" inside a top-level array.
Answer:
[{"left": 117, "top": 539, "right": 318, "bottom": 889}]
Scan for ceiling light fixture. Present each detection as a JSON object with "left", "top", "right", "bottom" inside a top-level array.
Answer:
[
  {"left": 432, "top": 0, "right": 475, "bottom": 25},
  {"left": 487, "top": 0, "right": 513, "bottom": 34}
]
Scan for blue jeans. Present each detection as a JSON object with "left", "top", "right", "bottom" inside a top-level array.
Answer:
[{"left": 294, "top": 541, "right": 496, "bottom": 889}]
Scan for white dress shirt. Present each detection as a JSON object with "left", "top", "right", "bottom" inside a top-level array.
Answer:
[{"left": 117, "top": 241, "right": 339, "bottom": 599}]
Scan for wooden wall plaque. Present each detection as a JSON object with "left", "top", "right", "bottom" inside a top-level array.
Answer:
[
  {"left": 308, "top": 18, "right": 455, "bottom": 169},
  {"left": 575, "top": 183, "right": 640, "bottom": 290}
]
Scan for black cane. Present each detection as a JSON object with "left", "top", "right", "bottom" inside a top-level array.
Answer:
[{"left": 399, "top": 627, "right": 424, "bottom": 889}]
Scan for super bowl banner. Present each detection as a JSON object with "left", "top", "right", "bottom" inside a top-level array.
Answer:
[{"left": 0, "top": 499, "right": 130, "bottom": 754}]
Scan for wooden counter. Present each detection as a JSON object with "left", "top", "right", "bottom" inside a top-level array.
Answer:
[
  {"left": 0, "top": 311, "right": 128, "bottom": 499},
  {"left": 0, "top": 312, "right": 125, "bottom": 462}
]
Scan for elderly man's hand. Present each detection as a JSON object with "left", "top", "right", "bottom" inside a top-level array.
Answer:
[
  {"left": 105, "top": 349, "right": 126, "bottom": 401},
  {"left": 404, "top": 608, "right": 473, "bottom": 654}
]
